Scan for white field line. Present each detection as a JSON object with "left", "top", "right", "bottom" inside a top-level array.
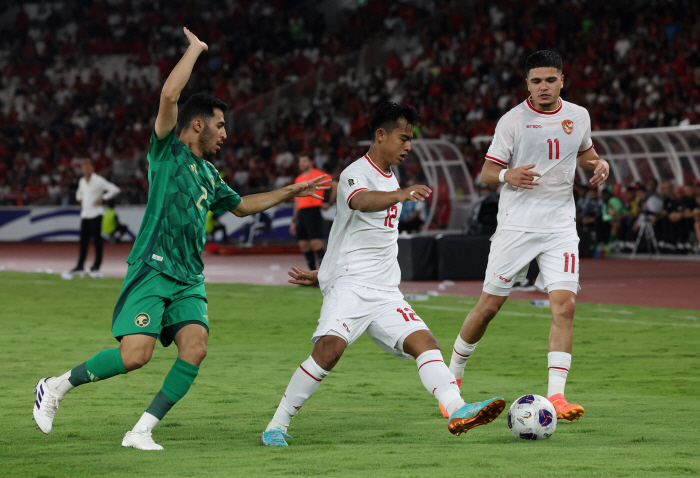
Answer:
[{"left": 411, "top": 304, "right": 700, "bottom": 328}]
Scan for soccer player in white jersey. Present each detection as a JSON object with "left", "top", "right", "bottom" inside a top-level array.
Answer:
[
  {"left": 261, "top": 102, "right": 505, "bottom": 446},
  {"left": 442, "top": 51, "right": 610, "bottom": 422}
]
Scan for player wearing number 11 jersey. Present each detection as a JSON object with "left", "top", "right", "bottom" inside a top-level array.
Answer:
[
  {"left": 443, "top": 51, "right": 611, "bottom": 422},
  {"left": 261, "top": 102, "right": 505, "bottom": 446}
]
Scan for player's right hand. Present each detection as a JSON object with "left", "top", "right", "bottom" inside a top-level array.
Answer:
[
  {"left": 288, "top": 267, "right": 319, "bottom": 286},
  {"left": 400, "top": 185, "right": 432, "bottom": 202},
  {"left": 505, "top": 164, "right": 541, "bottom": 189},
  {"left": 184, "top": 27, "right": 208, "bottom": 51}
]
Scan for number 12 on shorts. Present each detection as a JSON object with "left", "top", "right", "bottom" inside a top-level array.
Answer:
[
  {"left": 397, "top": 307, "right": 422, "bottom": 322},
  {"left": 563, "top": 252, "right": 576, "bottom": 273}
]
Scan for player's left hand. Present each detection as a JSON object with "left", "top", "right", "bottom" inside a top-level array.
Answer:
[
  {"left": 290, "top": 175, "right": 331, "bottom": 200},
  {"left": 588, "top": 159, "right": 610, "bottom": 186},
  {"left": 288, "top": 267, "right": 319, "bottom": 286}
]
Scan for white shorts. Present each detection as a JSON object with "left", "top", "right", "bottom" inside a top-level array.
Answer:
[
  {"left": 312, "top": 282, "right": 430, "bottom": 360},
  {"left": 483, "top": 229, "right": 581, "bottom": 296}
]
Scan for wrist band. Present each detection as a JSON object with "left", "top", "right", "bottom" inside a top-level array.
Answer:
[{"left": 498, "top": 169, "right": 507, "bottom": 183}]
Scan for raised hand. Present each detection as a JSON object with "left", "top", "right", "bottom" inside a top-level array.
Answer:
[
  {"left": 505, "top": 164, "right": 541, "bottom": 189},
  {"left": 587, "top": 159, "right": 610, "bottom": 186},
  {"left": 287, "top": 267, "right": 319, "bottom": 286},
  {"left": 291, "top": 175, "right": 331, "bottom": 200},
  {"left": 399, "top": 185, "right": 432, "bottom": 203},
  {"left": 183, "top": 27, "right": 208, "bottom": 52}
]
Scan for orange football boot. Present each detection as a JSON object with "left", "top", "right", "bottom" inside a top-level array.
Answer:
[
  {"left": 547, "top": 393, "right": 584, "bottom": 422},
  {"left": 439, "top": 378, "right": 462, "bottom": 417}
]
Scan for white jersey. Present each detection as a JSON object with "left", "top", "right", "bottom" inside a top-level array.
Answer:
[
  {"left": 318, "top": 154, "right": 402, "bottom": 293},
  {"left": 76, "top": 173, "right": 121, "bottom": 219},
  {"left": 486, "top": 98, "right": 593, "bottom": 232}
]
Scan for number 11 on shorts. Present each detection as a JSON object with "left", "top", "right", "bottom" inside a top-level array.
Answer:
[{"left": 563, "top": 252, "right": 576, "bottom": 273}]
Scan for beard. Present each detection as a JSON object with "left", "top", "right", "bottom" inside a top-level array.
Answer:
[{"left": 198, "top": 127, "right": 216, "bottom": 158}]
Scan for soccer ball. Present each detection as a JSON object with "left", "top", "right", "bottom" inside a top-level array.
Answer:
[{"left": 507, "top": 394, "right": 557, "bottom": 440}]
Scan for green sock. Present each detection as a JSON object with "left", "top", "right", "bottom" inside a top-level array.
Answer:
[
  {"left": 68, "top": 348, "right": 127, "bottom": 386},
  {"left": 145, "top": 358, "right": 199, "bottom": 420}
]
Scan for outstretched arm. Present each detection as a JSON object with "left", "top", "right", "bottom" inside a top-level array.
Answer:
[
  {"left": 231, "top": 176, "right": 330, "bottom": 218},
  {"left": 154, "top": 27, "right": 208, "bottom": 139},
  {"left": 350, "top": 185, "right": 432, "bottom": 213}
]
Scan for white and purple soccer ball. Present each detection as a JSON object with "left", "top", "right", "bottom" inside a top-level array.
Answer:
[{"left": 507, "top": 394, "right": 557, "bottom": 440}]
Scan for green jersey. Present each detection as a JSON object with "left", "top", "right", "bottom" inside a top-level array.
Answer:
[{"left": 127, "top": 127, "right": 241, "bottom": 284}]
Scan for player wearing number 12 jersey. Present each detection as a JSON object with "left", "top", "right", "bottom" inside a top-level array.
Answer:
[
  {"left": 443, "top": 51, "right": 610, "bottom": 422},
  {"left": 260, "top": 102, "right": 505, "bottom": 447},
  {"left": 32, "top": 28, "right": 328, "bottom": 451}
]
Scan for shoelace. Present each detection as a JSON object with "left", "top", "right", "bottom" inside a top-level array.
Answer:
[
  {"left": 266, "top": 428, "right": 291, "bottom": 443},
  {"left": 42, "top": 395, "right": 60, "bottom": 420},
  {"left": 133, "top": 429, "right": 159, "bottom": 446}
]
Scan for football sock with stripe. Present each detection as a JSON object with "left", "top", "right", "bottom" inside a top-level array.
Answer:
[
  {"left": 142, "top": 358, "right": 199, "bottom": 428},
  {"left": 449, "top": 336, "right": 478, "bottom": 380},
  {"left": 304, "top": 251, "right": 316, "bottom": 270},
  {"left": 547, "top": 351, "right": 571, "bottom": 397},
  {"left": 416, "top": 350, "right": 465, "bottom": 416},
  {"left": 268, "top": 356, "right": 329, "bottom": 432},
  {"left": 48, "top": 348, "right": 128, "bottom": 396}
]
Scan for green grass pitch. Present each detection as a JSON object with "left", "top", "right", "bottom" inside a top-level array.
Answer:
[{"left": 1, "top": 271, "right": 699, "bottom": 477}]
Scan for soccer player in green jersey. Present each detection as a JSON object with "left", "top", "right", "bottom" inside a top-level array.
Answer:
[{"left": 33, "top": 27, "right": 329, "bottom": 450}]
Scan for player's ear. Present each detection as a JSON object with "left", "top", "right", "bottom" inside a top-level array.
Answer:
[
  {"left": 192, "top": 118, "right": 202, "bottom": 133},
  {"left": 376, "top": 128, "right": 385, "bottom": 144}
]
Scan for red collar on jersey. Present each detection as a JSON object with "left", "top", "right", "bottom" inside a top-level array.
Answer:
[
  {"left": 526, "top": 97, "right": 563, "bottom": 115},
  {"left": 364, "top": 153, "right": 393, "bottom": 178}
]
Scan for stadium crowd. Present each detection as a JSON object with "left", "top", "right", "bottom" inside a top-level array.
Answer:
[{"left": 0, "top": 0, "right": 699, "bottom": 250}]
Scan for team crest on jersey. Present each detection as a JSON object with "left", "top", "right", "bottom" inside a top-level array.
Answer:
[
  {"left": 135, "top": 313, "right": 150, "bottom": 327},
  {"left": 562, "top": 119, "right": 574, "bottom": 135}
]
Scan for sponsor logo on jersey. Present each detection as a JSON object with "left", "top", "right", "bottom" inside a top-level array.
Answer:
[
  {"left": 135, "top": 313, "right": 150, "bottom": 327},
  {"left": 152, "top": 254, "right": 163, "bottom": 262},
  {"left": 498, "top": 276, "right": 512, "bottom": 283},
  {"left": 562, "top": 119, "right": 574, "bottom": 134},
  {"left": 347, "top": 178, "right": 356, "bottom": 187},
  {"left": 526, "top": 124, "right": 542, "bottom": 128}
]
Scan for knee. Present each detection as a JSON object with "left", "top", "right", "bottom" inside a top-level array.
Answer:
[
  {"left": 121, "top": 348, "right": 153, "bottom": 372},
  {"left": 477, "top": 302, "right": 502, "bottom": 322},
  {"left": 313, "top": 340, "right": 345, "bottom": 370},
  {"left": 553, "top": 298, "right": 576, "bottom": 321},
  {"left": 180, "top": 341, "right": 208, "bottom": 366}
]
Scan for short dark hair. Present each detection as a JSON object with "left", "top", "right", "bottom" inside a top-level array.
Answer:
[
  {"left": 180, "top": 93, "right": 228, "bottom": 129},
  {"left": 369, "top": 102, "right": 420, "bottom": 142},
  {"left": 525, "top": 50, "right": 563, "bottom": 77}
]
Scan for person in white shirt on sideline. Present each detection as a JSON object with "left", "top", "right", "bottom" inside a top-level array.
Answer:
[
  {"left": 260, "top": 102, "right": 505, "bottom": 447},
  {"left": 442, "top": 51, "right": 610, "bottom": 422},
  {"left": 63, "top": 159, "right": 121, "bottom": 279}
]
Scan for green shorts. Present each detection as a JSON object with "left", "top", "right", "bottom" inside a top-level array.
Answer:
[{"left": 112, "top": 261, "right": 209, "bottom": 347}]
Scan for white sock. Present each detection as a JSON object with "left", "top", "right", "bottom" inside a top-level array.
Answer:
[
  {"left": 416, "top": 350, "right": 464, "bottom": 416},
  {"left": 547, "top": 351, "right": 572, "bottom": 397},
  {"left": 47, "top": 371, "right": 74, "bottom": 397},
  {"left": 132, "top": 412, "right": 160, "bottom": 432},
  {"left": 449, "top": 336, "right": 478, "bottom": 380},
  {"left": 268, "top": 356, "right": 329, "bottom": 432}
]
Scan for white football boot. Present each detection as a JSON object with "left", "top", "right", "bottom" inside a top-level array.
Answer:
[
  {"left": 122, "top": 427, "right": 164, "bottom": 450},
  {"left": 33, "top": 377, "right": 62, "bottom": 434}
]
